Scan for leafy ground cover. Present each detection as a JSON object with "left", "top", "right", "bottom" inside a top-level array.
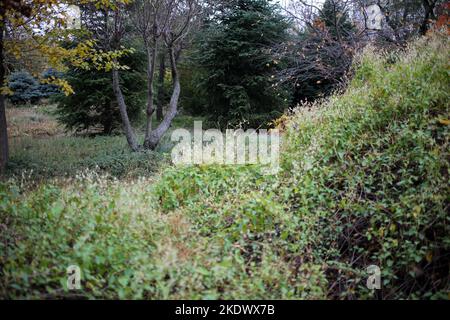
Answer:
[{"left": 0, "top": 34, "right": 448, "bottom": 299}]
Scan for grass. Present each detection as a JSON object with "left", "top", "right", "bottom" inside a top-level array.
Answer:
[
  {"left": 1, "top": 33, "right": 449, "bottom": 299},
  {"left": 6, "top": 104, "right": 64, "bottom": 138},
  {"left": 8, "top": 136, "right": 166, "bottom": 179},
  {"left": 6, "top": 107, "right": 204, "bottom": 179}
]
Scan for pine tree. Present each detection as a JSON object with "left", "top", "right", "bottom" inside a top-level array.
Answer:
[
  {"left": 195, "top": 0, "right": 290, "bottom": 129},
  {"left": 55, "top": 51, "right": 146, "bottom": 134},
  {"left": 8, "top": 71, "right": 43, "bottom": 105},
  {"left": 40, "top": 69, "right": 63, "bottom": 98}
]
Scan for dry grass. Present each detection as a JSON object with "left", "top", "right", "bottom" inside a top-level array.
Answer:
[{"left": 6, "top": 106, "right": 64, "bottom": 138}]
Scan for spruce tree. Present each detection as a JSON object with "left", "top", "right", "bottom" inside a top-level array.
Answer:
[
  {"left": 196, "top": 0, "right": 289, "bottom": 129},
  {"left": 55, "top": 51, "right": 146, "bottom": 135},
  {"left": 8, "top": 71, "right": 43, "bottom": 105}
]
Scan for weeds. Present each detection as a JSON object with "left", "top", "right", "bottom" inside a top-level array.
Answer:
[{"left": 1, "top": 33, "right": 449, "bottom": 299}]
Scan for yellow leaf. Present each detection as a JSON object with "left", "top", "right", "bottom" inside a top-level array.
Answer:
[
  {"left": 389, "top": 224, "right": 397, "bottom": 233},
  {"left": 412, "top": 206, "right": 422, "bottom": 219},
  {"left": 0, "top": 86, "right": 14, "bottom": 95},
  {"left": 438, "top": 119, "right": 450, "bottom": 126}
]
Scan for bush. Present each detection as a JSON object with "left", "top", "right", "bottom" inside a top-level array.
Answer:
[
  {"left": 280, "top": 33, "right": 450, "bottom": 299},
  {"left": 157, "top": 33, "right": 450, "bottom": 299},
  {"left": 8, "top": 71, "right": 44, "bottom": 105},
  {"left": 1, "top": 33, "right": 448, "bottom": 299},
  {"left": 0, "top": 175, "right": 162, "bottom": 299}
]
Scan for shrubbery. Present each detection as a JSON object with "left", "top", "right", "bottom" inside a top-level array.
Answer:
[
  {"left": 279, "top": 33, "right": 449, "bottom": 298},
  {"left": 157, "top": 33, "right": 450, "bottom": 299},
  {"left": 7, "top": 70, "right": 61, "bottom": 105},
  {"left": 0, "top": 33, "right": 448, "bottom": 299}
]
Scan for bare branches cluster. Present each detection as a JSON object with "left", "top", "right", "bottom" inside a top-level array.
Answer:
[{"left": 108, "top": 0, "right": 202, "bottom": 151}]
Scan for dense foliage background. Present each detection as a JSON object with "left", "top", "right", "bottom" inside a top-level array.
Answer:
[
  {"left": 188, "top": 0, "right": 290, "bottom": 128},
  {"left": 1, "top": 0, "right": 449, "bottom": 301},
  {"left": 54, "top": 49, "right": 147, "bottom": 134},
  {"left": 2, "top": 33, "right": 448, "bottom": 299}
]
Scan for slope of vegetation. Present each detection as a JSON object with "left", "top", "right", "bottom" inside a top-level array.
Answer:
[{"left": 1, "top": 34, "right": 449, "bottom": 299}]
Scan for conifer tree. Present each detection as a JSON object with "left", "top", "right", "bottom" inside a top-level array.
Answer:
[{"left": 196, "top": 0, "right": 289, "bottom": 128}]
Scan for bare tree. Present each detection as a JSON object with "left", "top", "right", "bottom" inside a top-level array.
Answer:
[
  {"left": 144, "top": 0, "right": 201, "bottom": 150},
  {"left": 156, "top": 51, "right": 166, "bottom": 122},
  {"left": 112, "top": 0, "right": 200, "bottom": 151},
  {"left": 277, "top": 0, "right": 360, "bottom": 103},
  {"left": 131, "top": 0, "right": 165, "bottom": 148}
]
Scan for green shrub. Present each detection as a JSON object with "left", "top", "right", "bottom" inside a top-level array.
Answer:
[
  {"left": 1, "top": 33, "right": 448, "bottom": 300},
  {"left": 156, "top": 33, "right": 450, "bottom": 299},
  {"left": 280, "top": 33, "right": 450, "bottom": 299},
  {"left": 0, "top": 175, "right": 162, "bottom": 299}
]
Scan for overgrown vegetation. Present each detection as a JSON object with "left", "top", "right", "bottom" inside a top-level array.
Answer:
[{"left": 1, "top": 34, "right": 448, "bottom": 299}]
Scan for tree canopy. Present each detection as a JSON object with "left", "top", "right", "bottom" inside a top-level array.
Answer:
[{"left": 194, "top": 0, "right": 290, "bottom": 129}]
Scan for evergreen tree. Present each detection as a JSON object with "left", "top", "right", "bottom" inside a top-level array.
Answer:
[
  {"left": 55, "top": 51, "right": 146, "bottom": 134},
  {"left": 195, "top": 0, "right": 290, "bottom": 129},
  {"left": 40, "top": 69, "right": 63, "bottom": 97},
  {"left": 8, "top": 71, "right": 43, "bottom": 105},
  {"left": 320, "top": 0, "right": 354, "bottom": 40}
]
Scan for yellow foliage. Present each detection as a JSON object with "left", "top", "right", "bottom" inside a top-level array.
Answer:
[
  {"left": 0, "top": 86, "right": 14, "bottom": 96},
  {"left": 272, "top": 114, "right": 291, "bottom": 132},
  {"left": 438, "top": 119, "right": 450, "bottom": 126},
  {"left": 2, "top": 0, "right": 134, "bottom": 95}
]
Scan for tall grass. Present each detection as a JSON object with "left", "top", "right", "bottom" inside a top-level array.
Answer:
[
  {"left": 8, "top": 136, "right": 166, "bottom": 179},
  {"left": 1, "top": 33, "right": 449, "bottom": 299}
]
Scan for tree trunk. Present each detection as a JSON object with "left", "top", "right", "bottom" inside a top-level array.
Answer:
[
  {"left": 112, "top": 69, "right": 140, "bottom": 151},
  {"left": 0, "top": 17, "right": 9, "bottom": 175},
  {"left": 102, "top": 100, "right": 114, "bottom": 135},
  {"left": 146, "top": 45, "right": 180, "bottom": 150},
  {"left": 156, "top": 52, "right": 166, "bottom": 122},
  {"left": 0, "top": 95, "right": 7, "bottom": 176},
  {"left": 143, "top": 38, "right": 158, "bottom": 149}
]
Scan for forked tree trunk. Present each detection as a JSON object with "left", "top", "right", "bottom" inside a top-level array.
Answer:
[
  {"left": 145, "top": 45, "right": 180, "bottom": 150},
  {"left": 112, "top": 69, "right": 140, "bottom": 152},
  {"left": 143, "top": 38, "right": 158, "bottom": 149},
  {"left": 0, "top": 18, "right": 8, "bottom": 175}
]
